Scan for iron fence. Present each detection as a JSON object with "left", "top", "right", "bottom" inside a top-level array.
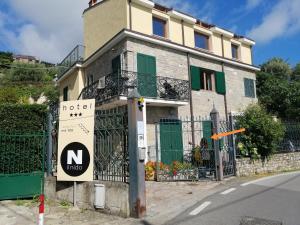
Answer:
[
  {"left": 151, "top": 117, "right": 216, "bottom": 182},
  {"left": 80, "top": 70, "right": 190, "bottom": 105},
  {"left": 0, "top": 132, "right": 46, "bottom": 200},
  {"left": 57, "top": 45, "right": 85, "bottom": 78},
  {"left": 219, "top": 120, "right": 235, "bottom": 177},
  {"left": 94, "top": 106, "right": 129, "bottom": 183},
  {"left": 278, "top": 121, "right": 300, "bottom": 152}
]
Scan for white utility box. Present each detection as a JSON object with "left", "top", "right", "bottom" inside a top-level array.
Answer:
[{"left": 94, "top": 183, "right": 105, "bottom": 209}]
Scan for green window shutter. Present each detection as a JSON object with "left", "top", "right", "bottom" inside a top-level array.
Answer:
[
  {"left": 137, "top": 53, "right": 157, "bottom": 97},
  {"left": 190, "top": 66, "right": 200, "bottom": 90},
  {"left": 202, "top": 121, "right": 213, "bottom": 149},
  {"left": 215, "top": 71, "right": 226, "bottom": 95},
  {"left": 244, "top": 78, "right": 255, "bottom": 98}
]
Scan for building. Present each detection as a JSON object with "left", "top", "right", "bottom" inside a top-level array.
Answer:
[
  {"left": 57, "top": 0, "right": 259, "bottom": 161},
  {"left": 13, "top": 54, "right": 40, "bottom": 64}
]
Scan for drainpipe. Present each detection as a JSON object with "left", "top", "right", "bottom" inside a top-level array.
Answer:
[
  {"left": 187, "top": 52, "right": 195, "bottom": 148},
  {"left": 221, "top": 34, "right": 229, "bottom": 121},
  {"left": 181, "top": 20, "right": 185, "bottom": 46},
  {"left": 128, "top": 0, "right": 132, "bottom": 30}
]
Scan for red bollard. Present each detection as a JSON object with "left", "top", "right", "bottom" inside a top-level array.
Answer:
[{"left": 39, "top": 194, "right": 44, "bottom": 225}]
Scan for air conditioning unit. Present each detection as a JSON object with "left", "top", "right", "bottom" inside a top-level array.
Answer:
[{"left": 97, "top": 76, "right": 105, "bottom": 89}]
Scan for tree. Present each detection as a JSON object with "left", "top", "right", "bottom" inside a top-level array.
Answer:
[
  {"left": 256, "top": 72, "right": 291, "bottom": 118},
  {"left": 236, "top": 104, "right": 285, "bottom": 159},
  {"left": 0, "top": 52, "right": 13, "bottom": 76},
  {"left": 291, "top": 63, "right": 300, "bottom": 81},
  {"left": 260, "top": 58, "right": 292, "bottom": 80},
  {"left": 0, "top": 51, "right": 13, "bottom": 68},
  {"left": 285, "top": 81, "right": 300, "bottom": 120}
]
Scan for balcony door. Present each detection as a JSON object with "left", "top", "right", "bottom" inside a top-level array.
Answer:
[{"left": 137, "top": 53, "right": 157, "bottom": 98}]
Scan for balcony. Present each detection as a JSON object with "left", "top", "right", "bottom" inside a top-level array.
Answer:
[
  {"left": 80, "top": 70, "right": 190, "bottom": 106},
  {"left": 57, "top": 45, "right": 85, "bottom": 78}
]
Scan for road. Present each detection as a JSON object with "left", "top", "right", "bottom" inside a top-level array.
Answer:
[{"left": 165, "top": 171, "right": 300, "bottom": 225}]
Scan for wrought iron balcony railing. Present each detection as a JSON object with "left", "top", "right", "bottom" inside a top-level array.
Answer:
[
  {"left": 80, "top": 70, "right": 190, "bottom": 105},
  {"left": 57, "top": 45, "right": 85, "bottom": 78}
]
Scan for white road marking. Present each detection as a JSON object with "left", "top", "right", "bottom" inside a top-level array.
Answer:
[
  {"left": 241, "top": 171, "right": 300, "bottom": 187},
  {"left": 189, "top": 201, "right": 211, "bottom": 216},
  {"left": 220, "top": 188, "right": 236, "bottom": 195}
]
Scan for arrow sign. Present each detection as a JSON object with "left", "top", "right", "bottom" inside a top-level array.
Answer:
[{"left": 211, "top": 128, "right": 246, "bottom": 140}]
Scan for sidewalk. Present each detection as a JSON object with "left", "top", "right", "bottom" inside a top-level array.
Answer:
[
  {"left": 0, "top": 178, "right": 238, "bottom": 225},
  {"left": 0, "top": 200, "right": 138, "bottom": 225}
]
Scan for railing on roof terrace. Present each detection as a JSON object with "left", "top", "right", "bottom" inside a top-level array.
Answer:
[
  {"left": 57, "top": 45, "right": 85, "bottom": 78},
  {"left": 80, "top": 70, "right": 190, "bottom": 105}
]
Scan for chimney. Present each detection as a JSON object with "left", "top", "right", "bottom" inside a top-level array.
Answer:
[{"left": 89, "top": 0, "right": 98, "bottom": 7}]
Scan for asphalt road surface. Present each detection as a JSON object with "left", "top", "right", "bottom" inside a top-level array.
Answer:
[{"left": 165, "top": 171, "right": 300, "bottom": 225}]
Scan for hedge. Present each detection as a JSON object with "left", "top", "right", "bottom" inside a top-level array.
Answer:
[{"left": 0, "top": 104, "right": 48, "bottom": 132}]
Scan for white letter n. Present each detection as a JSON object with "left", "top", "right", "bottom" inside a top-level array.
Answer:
[{"left": 67, "top": 150, "right": 83, "bottom": 165}]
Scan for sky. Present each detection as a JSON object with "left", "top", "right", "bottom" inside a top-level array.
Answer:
[{"left": 0, "top": 0, "right": 299, "bottom": 67}]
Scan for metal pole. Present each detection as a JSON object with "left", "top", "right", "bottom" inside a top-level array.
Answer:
[
  {"left": 155, "top": 123, "right": 160, "bottom": 182},
  {"left": 210, "top": 107, "right": 223, "bottom": 181},
  {"left": 73, "top": 181, "right": 77, "bottom": 207},
  {"left": 229, "top": 112, "right": 237, "bottom": 176},
  {"left": 187, "top": 53, "right": 195, "bottom": 147}
]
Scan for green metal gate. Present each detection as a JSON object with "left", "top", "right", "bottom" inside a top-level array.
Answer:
[
  {"left": 0, "top": 133, "right": 45, "bottom": 200},
  {"left": 159, "top": 119, "right": 184, "bottom": 164}
]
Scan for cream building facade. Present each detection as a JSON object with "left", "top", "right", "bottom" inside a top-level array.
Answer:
[{"left": 57, "top": 0, "right": 259, "bottom": 160}]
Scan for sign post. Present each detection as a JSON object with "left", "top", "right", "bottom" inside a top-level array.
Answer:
[{"left": 57, "top": 99, "right": 95, "bottom": 183}]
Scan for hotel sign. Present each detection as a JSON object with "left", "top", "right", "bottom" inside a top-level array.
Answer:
[{"left": 57, "top": 99, "right": 95, "bottom": 181}]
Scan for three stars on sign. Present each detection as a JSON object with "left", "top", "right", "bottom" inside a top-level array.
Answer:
[{"left": 70, "top": 112, "right": 82, "bottom": 117}]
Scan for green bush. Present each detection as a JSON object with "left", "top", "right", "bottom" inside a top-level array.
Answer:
[
  {"left": 236, "top": 104, "right": 285, "bottom": 159},
  {"left": 0, "top": 104, "right": 47, "bottom": 132},
  {"left": 7, "top": 62, "right": 47, "bottom": 82},
  {"left": 0, "top": 84, "right": 58, "bottom": 104},
  {"left": 0, "top": 87, "right": 19, "bottom": 103}
]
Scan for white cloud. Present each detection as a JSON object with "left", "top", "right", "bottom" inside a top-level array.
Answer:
[
  {"left": 245, "top": 0, "right": 263, "bottom": 10},
  {"left": 247, "top": 0, "right": 300, "bottom": 44},
  {"left": 0, "top": 0, "right": 87, "bottom": 63},
  {"left": 154, "top": 0, "right": 215, "bottom": 22}
]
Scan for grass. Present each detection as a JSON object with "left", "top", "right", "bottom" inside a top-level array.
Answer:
[{"left": 59, "top": 200, "right": 71, "bottom": 209}]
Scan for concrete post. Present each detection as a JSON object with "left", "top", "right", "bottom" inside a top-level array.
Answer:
[
  {"left": 127, "top": 89, "right": 146, "bottom": 218},
  {"left": 210, "top": 106, "right": 223, "bottom": 181}
]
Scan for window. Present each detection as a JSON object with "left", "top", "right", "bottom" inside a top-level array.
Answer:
[
  {"left": 195, "top": 32, "right": 209, "bottom": 50},
  {"left": 201, "top": 71, "right": 214, "bottom": 91},
  {"left": 244, "top": 78, "right": 255, "bottom": 98},
  {"left": 63, "top": 86, "right": 68, "bottom": 101},
  {"left": 232, "top": 44, "right": 239, "bottom": 59},
  {"left": 190, "top": 66, "right": 226, "bottom": 94},
  {"left": 112, "top": 55, "right": 121, "bottom": 73},
  {"left": 153, "top": 17, "right": 166, "bottom": 37},
  {"left": 87, "top": 75, "right": 94, "bottom": 86}
]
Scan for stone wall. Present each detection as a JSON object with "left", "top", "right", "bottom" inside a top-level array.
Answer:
[
  {"left": 236, "top": 152, "right": 300, "bottom": 177},
  {"left": 126, "top": 37, "right": 257, "bottom": 118},
  {"left": 45, "top": 177, "right": 130, "bottom": 217}
]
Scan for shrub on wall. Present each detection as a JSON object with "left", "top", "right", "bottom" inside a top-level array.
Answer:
[
  {"left": 0, "top": 104, "right": 47, "bottom": 132},
  {"left": 236, "top": 104, "right": 285, "bottom": 159}
]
